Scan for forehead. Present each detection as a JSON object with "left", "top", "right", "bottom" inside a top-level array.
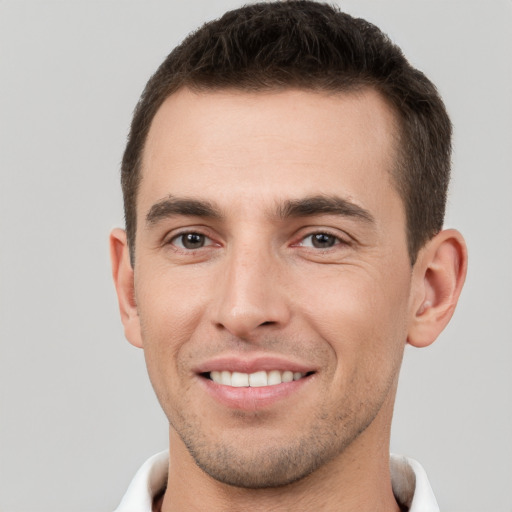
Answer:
[{"left": 139, "top": 87, "right": 402, "bottom": 222}]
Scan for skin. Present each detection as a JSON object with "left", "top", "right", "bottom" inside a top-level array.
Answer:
[{"left": 111, "top": 88, "right": 467, "bottom": 511}]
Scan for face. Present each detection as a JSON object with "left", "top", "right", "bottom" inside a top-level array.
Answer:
[{"left": 130, "top": 88, "right": 415, "bottom": 487}]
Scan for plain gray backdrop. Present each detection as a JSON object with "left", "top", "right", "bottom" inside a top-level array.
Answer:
[{"left": 1, "top": 1, "right": 511, "bottom": 510}]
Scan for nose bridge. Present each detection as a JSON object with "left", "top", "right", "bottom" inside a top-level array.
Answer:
[{"left": 214, "top": 237, "right": 289, "bottom": 338}]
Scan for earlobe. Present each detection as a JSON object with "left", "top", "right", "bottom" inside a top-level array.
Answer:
[
  {"left": 407, "top": 229, "right": 467, "bottom": 348},
  {"left": 109, "top": 228, "right": 143, "bottom": 348}
]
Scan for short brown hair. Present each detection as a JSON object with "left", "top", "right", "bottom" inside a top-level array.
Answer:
[{"left": 121, "top": 0, "right": 452, "bottom": 264}]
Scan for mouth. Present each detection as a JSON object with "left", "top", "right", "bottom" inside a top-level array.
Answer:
[
  {"left": 202, "top": 369, "right": 315, "bottom": 388},
  {"left": 195, "top": 356, "right": 317, "bottom": 409}
]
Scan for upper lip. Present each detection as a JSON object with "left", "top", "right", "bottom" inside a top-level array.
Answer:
[{"left": 194, "top": 354, "right": 316, "bottom": 375}]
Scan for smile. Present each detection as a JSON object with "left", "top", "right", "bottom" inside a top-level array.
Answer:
[{"left": 208, "top": 370, "right": 308, "bottom": 387}]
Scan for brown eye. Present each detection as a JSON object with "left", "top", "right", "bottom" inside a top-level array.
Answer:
[
  {"left": 308, "top": 233, "right": 338, "bottom": 248},
  {"left": 300, "top": 233, "right": 340, "bottom": 249},
  {"left": 172, "top": 232, "right": 209, "bottom": 250}
]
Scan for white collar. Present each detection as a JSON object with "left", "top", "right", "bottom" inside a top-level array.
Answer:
[
  {"left": 390, "top": 454, "right": 439, "bottom": 511},
  {"left": 115, "top": 451, "right": 439, "bottom": 512}
]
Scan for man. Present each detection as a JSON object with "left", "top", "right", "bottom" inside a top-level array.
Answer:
[{"left": 110, "top": 1, "right": 467, "bottom": 510}]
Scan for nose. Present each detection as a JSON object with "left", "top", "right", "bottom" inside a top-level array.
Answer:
[{"left": 213, "top": 243, "right": 291, "bottom": 340}]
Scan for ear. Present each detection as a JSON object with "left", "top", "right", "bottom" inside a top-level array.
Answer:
[
  {"left": 407, "top": 229, "right": 467, "bottom": 348},
  {"left": 109, "top": 228, "right": 143, "bottom": 348}
]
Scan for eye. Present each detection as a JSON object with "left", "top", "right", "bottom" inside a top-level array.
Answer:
[
  {"left": 171, "top": 232, "right": 213, "bottom": 250},
  {"left": 300, "top": 232, "right": 341, "bottom": 249}
]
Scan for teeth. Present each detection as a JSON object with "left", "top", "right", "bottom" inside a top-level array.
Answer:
[
  {"left": 248, "top": 371, "right": 267, "bottom": 387},
  {"left": 209, "top": 370, "right": 307, "bottom": 387},
  {"left": 231, "top": 372, "right": 249, "bottom": 387},
  {"left": 267, "top": 370, "right": 281, "bottom": 385},
  {"left": 282, "top": 370, "right": 293, "bottom": 383}
]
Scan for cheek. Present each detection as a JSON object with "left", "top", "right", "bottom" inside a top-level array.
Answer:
[
  {"left": 295, "top": 265, "right": 411, "bottom": 370},
  {"left": 134, "top": 267, "right": 212, "bottom": 388},
  {"left": 136, "top": 263, "right": 211, "bottom": 337}
]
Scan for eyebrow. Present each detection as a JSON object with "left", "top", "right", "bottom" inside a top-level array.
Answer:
[
  {"left": 145, "top": 196, "right": 222, "bottom": 225},
  {"left": 277, "top": 195, "right": 375, "bottom": 224},
  {"left": 145, "top": 194, "right": 374, "bottom": 227}
]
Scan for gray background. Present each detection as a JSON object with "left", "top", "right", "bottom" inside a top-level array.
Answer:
[{"left": 1, "top": 1, "right": 511, "bottom": 510}]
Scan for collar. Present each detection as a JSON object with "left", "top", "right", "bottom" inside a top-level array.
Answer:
[
  {"left": 114, "top": 451, "right": 439, "bottom": 512},
  {"left": 390, "top": 454, "right": 439, "bottom": 511}
]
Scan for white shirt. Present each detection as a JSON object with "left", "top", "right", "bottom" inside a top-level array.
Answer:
[{"left": 114, "top": 451, "right": 439, "bottom": 512}]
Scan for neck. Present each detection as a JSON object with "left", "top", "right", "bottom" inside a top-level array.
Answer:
[{"left": 160, "top": 415, "right": 400, "bottom": 512}]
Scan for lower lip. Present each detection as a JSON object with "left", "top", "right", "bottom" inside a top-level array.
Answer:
[{"left": 199, "top": 375, "right": 312, "bottom": 410}]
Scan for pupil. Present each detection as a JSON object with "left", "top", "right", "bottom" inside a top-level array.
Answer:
[
  {"left": 183, "top": 233, "right": 204, "bottom": 249},
  {"left": 312, "top": 233, "right": 335, "bottom": 248}
]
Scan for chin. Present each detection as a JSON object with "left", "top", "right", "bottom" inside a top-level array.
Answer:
[
  {"left": 190, "top": 445, "right": 324, "bottom": 489},
  {"left": 177, "top": 420, "right": 356, "bottom": 489}
]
